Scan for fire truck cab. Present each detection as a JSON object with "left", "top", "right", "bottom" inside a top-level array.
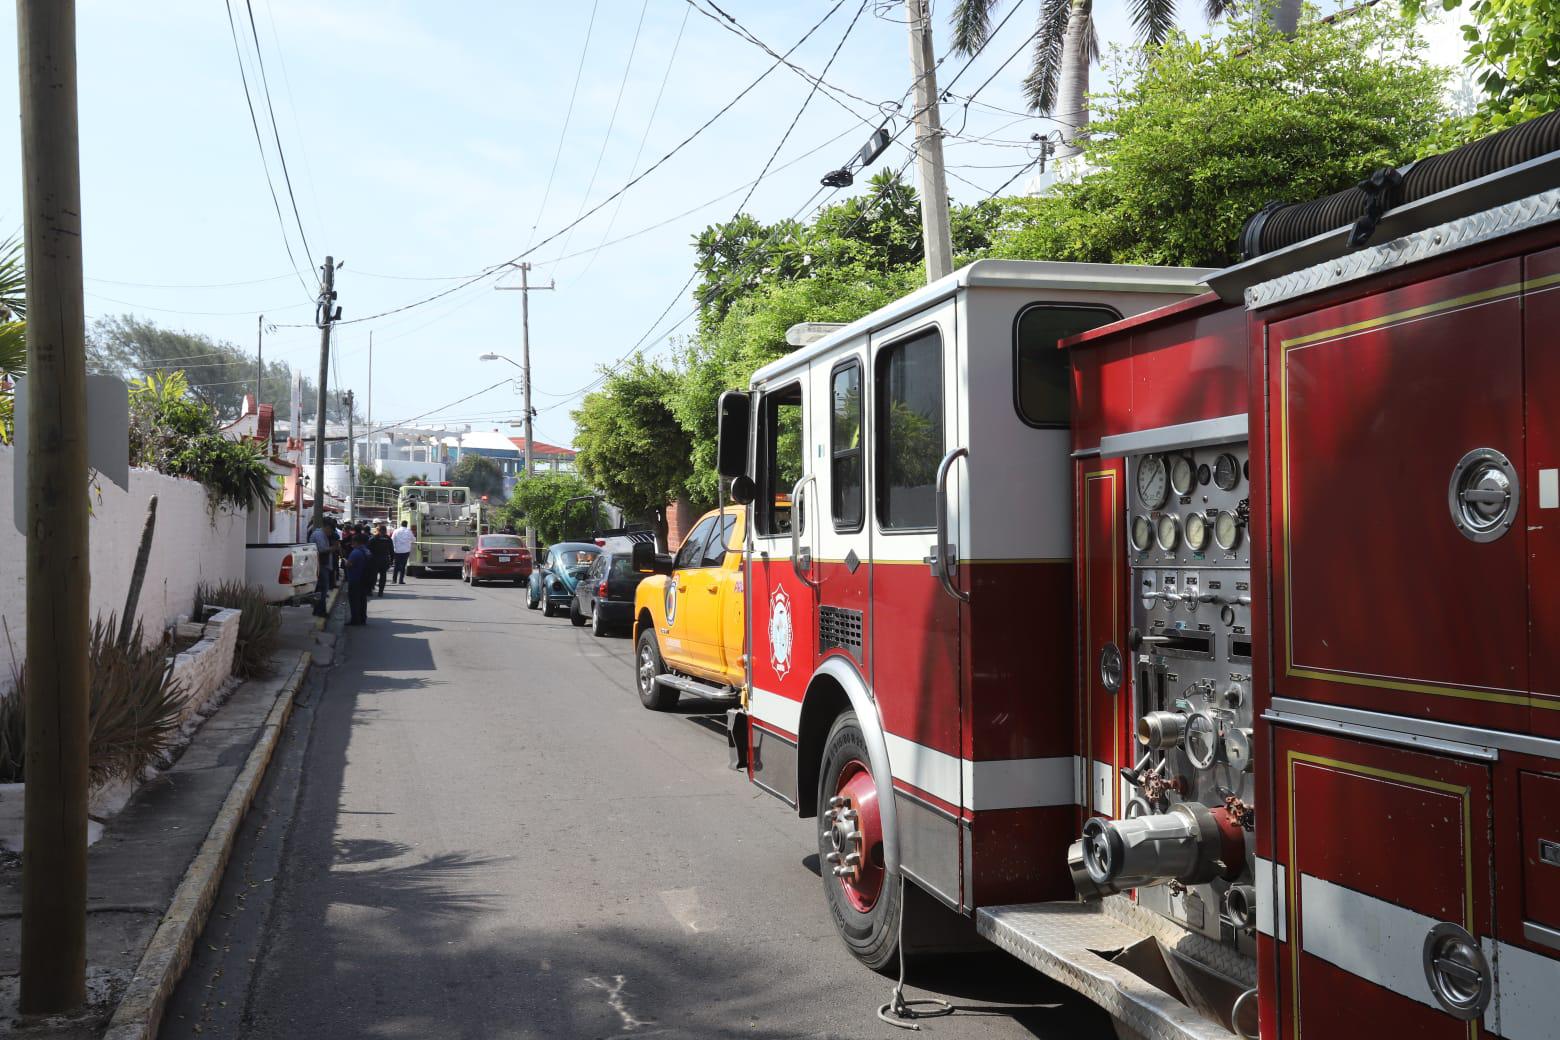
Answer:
[{"left": 715, "top": 259, "right": 1209, "bottom": 967}]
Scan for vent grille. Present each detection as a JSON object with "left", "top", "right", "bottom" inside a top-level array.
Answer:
[{"left": 819, "top": 606, "right": 863, "bottom": 658}]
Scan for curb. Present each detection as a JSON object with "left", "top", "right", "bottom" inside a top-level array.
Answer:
[
  {"left": 101, "top": 650, "right": 313, "bottom": 1040},
  {"left": 312, "top": 584, "right": 340, "bottom": 631}
]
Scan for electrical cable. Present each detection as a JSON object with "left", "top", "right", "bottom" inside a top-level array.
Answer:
[
  {"left": 242, "top": 0, "right": 316, "bottom": 271},
  {"left": 876, "top": 873, "right": 954, "bottom": 1030},
  {"left": 85, "top": 273, "right": 295, "bottom": 290},
  {"left": 263, "top": 0, "right": 329, "bottom": 245},
  {"left": 84, "top": 291, "right": 311, "bottom": 317},
  {"left": 221, "top": 0, "right": 315, "bottom": 300},
  {"left": 525, "top": 0, "right": 602, "bottom": 253},
  {"left": 549, "top": 0, "right": 651, "bottom": 269}
]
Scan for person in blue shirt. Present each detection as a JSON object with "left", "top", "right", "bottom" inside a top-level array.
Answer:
[
  {"left": 309, "top": 517, "right": 335, "bottom": 617},
  {"left": 344, "top": 532, "right": 372, "bottom": 626}
]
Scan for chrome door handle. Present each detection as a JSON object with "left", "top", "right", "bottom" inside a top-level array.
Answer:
[
  {"left": 790, "top": 474, "right": 820, "bottom": 588},
  {"left": 932, "top": 447, "right": 969, "bottom": 603}
]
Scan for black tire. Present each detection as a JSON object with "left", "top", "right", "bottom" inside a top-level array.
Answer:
[
  {"left": 569, "top": 599, "right": 588, "bottom": 627},
  {"left": 527, "top": 583, "right": 540, "bottom": 609},
  {"left": 591, "top": 603, "right": 607, "bottom": 637},
  {"left": 635, "top": 629, "right": 679, "bottom": 710},
  {"left": 818, "top": 711, "right": 901, "bottom": 972}
]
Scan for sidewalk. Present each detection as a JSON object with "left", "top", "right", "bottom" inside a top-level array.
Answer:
[{"left": 0, "top": 601, "right": 336, "bottom": 1038}]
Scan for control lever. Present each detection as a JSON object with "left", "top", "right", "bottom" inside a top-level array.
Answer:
[
  {"left": 1198, "top": 593, "right": 1252, "bottom": 606},
  {"left": 1127, "top": 627, "right": 1170, "bottom": 651}
]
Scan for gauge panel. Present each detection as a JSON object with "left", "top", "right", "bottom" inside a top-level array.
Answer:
[
  {"left": 1155, "top": 513, "right": 1180, "bottom": 552},
  {"left": 1130, "top": 515, "right": 1153, "bottom": 552},
  {"left": 1214, "top": 510, "right": 1241, "bottom": 551}
]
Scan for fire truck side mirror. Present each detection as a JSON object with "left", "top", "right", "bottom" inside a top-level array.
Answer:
[
  {"left": 716, "top": 390, "right": 751, "bottom": 479},
  {"left": 729, "top": 475, "right": 756, "bottom": 505}
]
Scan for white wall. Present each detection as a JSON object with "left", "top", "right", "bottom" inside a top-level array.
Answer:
[
  {"left": 373, "top": 457, "right": 443, "bottom": 483},
  {"left": 0, "top": 444, "right": 246, "bottom": 686}
]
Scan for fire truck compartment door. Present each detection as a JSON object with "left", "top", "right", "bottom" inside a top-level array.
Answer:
[
  {"left": 1269, "top": 257, "right": 1528, "bottom": 733},
  {"left": 1524, "top": 245, "right": 1560, "bottom": 736},
  {"left": 1275, "top": 726, "right": 1496, "bottom": 1038}
]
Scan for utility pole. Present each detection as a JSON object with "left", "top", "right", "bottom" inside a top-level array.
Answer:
[
  {"left": 311, "top": 256, "right": 337, "bottom": 531},
  {"left": 366, "top": 331, "right": 373, "bottom": 466},
  {"left": 255, "top": 313, "right": 264, "bottom": 412},
  {"left": 17, "top": 0, "right": 89, "bottom": 1012},
  {"left": 496, "top": 262, "right": 553, "bottom": 559},
  {"left": 344, "top": 388, "right": 355, "bottom": 520},
  {"left": 905, "top": 0, "right": 953, "bottom": 282}
]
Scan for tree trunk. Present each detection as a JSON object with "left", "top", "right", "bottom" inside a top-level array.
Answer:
[
  {"left": 1053, "top": 0, "right": 1093, "bottom": 159},
  {"left": 1269, "top": 0, "right": 1300, "bottom": 35}
]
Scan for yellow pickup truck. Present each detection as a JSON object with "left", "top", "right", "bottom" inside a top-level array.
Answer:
[{"left": 632, "top": 506, "right": 745, "bottom": 711}]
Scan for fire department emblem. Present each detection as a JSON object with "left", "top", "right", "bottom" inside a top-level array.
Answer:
[{"left": 768, "top": 586, "right": 794, "bottom": 680}]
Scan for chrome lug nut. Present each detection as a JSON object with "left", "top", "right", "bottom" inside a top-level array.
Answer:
[{"left": 825, "top": 851, "right": 841, "bottom": 863}]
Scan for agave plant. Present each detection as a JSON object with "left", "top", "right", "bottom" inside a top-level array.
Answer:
[
  {"left": 4, "top": 616, "right": 188, "bottom": 786},
  {"left": 197, "top": 581, "right": 282, "bottom": 678}
]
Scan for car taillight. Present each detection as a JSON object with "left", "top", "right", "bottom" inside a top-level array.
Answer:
[
  {"left": 278, "top": 553, "right": 293, "bottom": 584},
  {"left": 598, "top": 580, "right": 608, "bottom": 597}
]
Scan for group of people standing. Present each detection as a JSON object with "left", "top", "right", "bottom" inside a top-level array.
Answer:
[{"left": 308, "top": 517, "right": 419, "bottom": 625}]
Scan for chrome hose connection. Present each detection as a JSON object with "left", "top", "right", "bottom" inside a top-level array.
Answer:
[{"left": 1071, "top": 802, "right": 1245, "bottom": 899}]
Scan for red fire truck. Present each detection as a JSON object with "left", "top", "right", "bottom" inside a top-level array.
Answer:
[{"left": 716, "top": 113, "right": 1560, "bottom": 1039}]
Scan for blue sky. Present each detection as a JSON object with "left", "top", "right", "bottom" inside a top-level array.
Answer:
[{"left": 0, "top": 1, "right": 1464, "bottom": 446}]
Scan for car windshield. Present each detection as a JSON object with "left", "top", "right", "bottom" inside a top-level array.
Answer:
[{"left": 480, "top": 535, "right": 524, "bottom": 549}]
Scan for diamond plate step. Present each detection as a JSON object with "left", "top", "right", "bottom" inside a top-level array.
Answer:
[{"left": 976, "top": 901, "right": 1243, "bottom": 1040}]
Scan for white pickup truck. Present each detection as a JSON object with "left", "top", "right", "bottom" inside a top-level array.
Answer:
[{"left": 245, "top": 542, "right": 320, "bottom": 604}]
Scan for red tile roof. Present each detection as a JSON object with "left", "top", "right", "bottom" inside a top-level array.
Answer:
[{"left": 508, "top": 437, "right": 574, "bottom": 457}]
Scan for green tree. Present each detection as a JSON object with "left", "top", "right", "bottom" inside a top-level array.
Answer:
[
  {"left": 989, "top": 8, "right": 1448, "bottom": 268},
  {"left": 502, "top": 472, "right": 598, "bottom": 545},
  {"left": 450, "top": 453, "right": 506, "bottom": 501},
  {"left": 126, "top": 370, "right": 273, "bottom": 517},
  {"left": 1405, "top": 0, "right": 1560, "bottom": 139},
  {"left": 571, "top": 356, "right": 691, "bottom": 547}
]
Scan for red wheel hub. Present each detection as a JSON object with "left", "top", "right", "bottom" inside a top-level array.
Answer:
[{"left": 825, "top": 759, "right": 885, "bottom": 912}]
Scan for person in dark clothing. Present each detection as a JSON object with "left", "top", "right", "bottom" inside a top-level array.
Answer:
[
  {"left": 368, "top": 523, "right": 394, "bottom": 595},
  {"left": 345, "top": 533, "right": 372, "bottom": 625}
]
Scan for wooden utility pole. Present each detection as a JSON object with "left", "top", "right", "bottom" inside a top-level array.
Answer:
[
  {"left": 344, "top": 388, "right": 355, "bottom": 519},
  {"left": 310, "top": 256, "right": 335, "bottom": 530},
  {"left": 255, "top": 313, "right": 264, "bottom": 410},
  {"left": 17, "top": 0, "right": 90, "bottom": 1012},
  {"left": 905, "top": 0, "right": 953, "bottom": 282}
]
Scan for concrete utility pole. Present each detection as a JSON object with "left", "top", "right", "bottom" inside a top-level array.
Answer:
[
  {"left": 905, "top": 0, "right": 953, "bottom": 283},
  {"left": 311, "top": 256, "right": 337, "bottom": 530},
  {"left": 16, "top": 0, "right": 90, "bottom": 1012},
  {"left": 255, "top": 313, "right": 264, "bottom": 411},
  {"left": 495, "top": 263, "right": 553, "bottom": 559}
]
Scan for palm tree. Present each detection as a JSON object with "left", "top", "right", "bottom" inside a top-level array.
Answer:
[
  {"left": 950, "top": 0, "right": 1298, "bottom": 157},
  {"left": 0, "top": 230, "right": 24, "bottom": 377}
]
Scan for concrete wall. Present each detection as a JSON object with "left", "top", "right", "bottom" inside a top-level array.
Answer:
[
  {"left": 0, "top": 444, "right": 246, "bottom": 686},
  {"left": 169, "top": 608, "right": 239, "bottom": 723}
]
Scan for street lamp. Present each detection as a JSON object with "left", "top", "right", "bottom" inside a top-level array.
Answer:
[{"left": 479, "top": 352, "right": 520, "bottom": 370}]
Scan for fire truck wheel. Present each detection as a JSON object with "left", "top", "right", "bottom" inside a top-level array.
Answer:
[
  {"left": 635, "top": 630, "right": 680, "bottom": 711},
  {"left": 818, "top": 711, "right": 900, "bottom": 973}
]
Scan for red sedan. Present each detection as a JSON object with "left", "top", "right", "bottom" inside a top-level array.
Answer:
[{"left": 462, "top": 534, "right": 533, "bottom": 587}]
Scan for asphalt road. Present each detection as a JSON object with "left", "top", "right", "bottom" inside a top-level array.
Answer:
[{"left": 161, "top": 575, "right": 1110, "bottom": 1040}]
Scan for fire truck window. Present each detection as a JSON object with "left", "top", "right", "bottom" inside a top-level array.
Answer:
[
  {"left": 876, "top": 329, "right": 943, "bottom": 530},
  {"left": 1014, "top": 304, "right": 1119, "bottom": 428},
  {"left": 451, "top": 489, "right": 467, "bottom": 504},
  {"left": 831, "top": 362, "right": 863, "bottom": 532},
  {"left": 703, "top": 513, "right": 736, "bottom": 565},
  {"left": 676, "top": 516, "right": 717, "bottom": 569},
  {"left": 758, "top": 384, "right": 805, "bottom": 537}
]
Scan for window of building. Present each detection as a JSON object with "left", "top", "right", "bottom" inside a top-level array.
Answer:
[
  {"left": 830, "top": 360, "right": 863, "bottom": 532},
  {"left": 757, "top": 383, "right": 805, "bottom": 537},
  {"left": 875, "top": 329, "right": 943, "bottom": 530},
  {"left": 1014, "top": 304, "right": 1120, "bottom": 428},
  {"left": 676, "top": 516, "right": 717, "bottom": 569}
]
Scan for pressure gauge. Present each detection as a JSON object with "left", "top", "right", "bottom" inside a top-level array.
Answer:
[
  {"left": 1170, "top": 455, "right": 1196, "bottom": 497},
  {"left": 1184, "top": 711, "right": 1220, "bottom": 771},
  {"left": 1214, "top": 452, "right": 1242, "bottom": 491},
  {"left": 1214, "top": 510, "right": 1242, "bottom": 551},
  {"left": 1184, "top": 511, "right": 1209, "bottom": 552},
  {"left": 1130, "top": 514, "right": 1153, "bottom": 552},
  {"left": 1156, "top": 513, "right": 1180, "bottom": 552},
  {"left": 1137, "top": 455, "right": 1169, "bottom": 509},
  {"left": 1225, "top": 727, "right": 1254, "bottom": 773}
]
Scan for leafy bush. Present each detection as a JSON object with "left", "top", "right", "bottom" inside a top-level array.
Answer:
[
  {"left": 0, "top": 617, "right": 187, "bottom": 785},
  {"left": 128, "top": 371, "right": 275, "bottom": 516},
  {"left": 197, "top": 581, "right": 282, "bottom": 678}
]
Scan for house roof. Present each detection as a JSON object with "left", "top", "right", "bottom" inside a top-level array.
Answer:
[{"left": 508, "top": 437, "right": 574, "bottom": 457}]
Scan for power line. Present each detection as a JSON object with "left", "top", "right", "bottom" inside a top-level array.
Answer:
[
  {"left": 262, "top": 0, "right": 329, "bottom": 246},
  {"left": 221, "top": 0, "right": 314, "bottom": 300},
  {"left": 525, "top": 0, "right": 601, "bottom": 253},
  {"left": 549, "top": 0, "right": 651, "bottom": 269},
  {"left": 241, "top": 0, "right": 315, "bottom": 270},
  {"left": 86, "top": 273, "right": 295, "bottom": 289},
  {"left": 84, "top": 291, "right": 312, "bottom": 316}
]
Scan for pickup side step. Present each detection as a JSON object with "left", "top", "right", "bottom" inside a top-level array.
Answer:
[
  {"left": 975, "top": 900, "right": 1253, "bottom": 1040},
  {"left": 653, "top": 673, "right": 739, "bottom": 700}
]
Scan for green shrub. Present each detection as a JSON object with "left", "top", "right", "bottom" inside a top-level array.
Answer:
[
  {"left": 197, "top": 581, "right": 282, "bottom": 678},
  {"left": 1, "top": 616, "right": 187, "bottom": 785}
]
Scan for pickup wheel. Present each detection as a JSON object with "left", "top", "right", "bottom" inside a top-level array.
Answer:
[
  {"left": 569, "top": 599, "right": 588, "bottom": 627},
  {"left": 635, "top": 629, "right": 679, "bottom": 711},
  {"left": 818, "top": 711, "right": 900, "bottom": 973}
]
